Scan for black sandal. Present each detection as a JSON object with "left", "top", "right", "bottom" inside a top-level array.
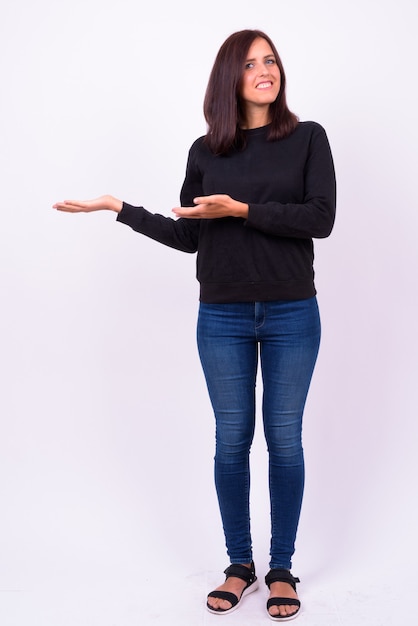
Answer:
[
  {"left": 206, "top": 561, "right": 258, "bottom": 614},
  {"left": 265, "top": 569, "right": 301, "bottom": 621}
]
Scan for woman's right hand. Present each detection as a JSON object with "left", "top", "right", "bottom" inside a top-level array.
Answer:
[{"left": 52, "top": 195, "right": 123, "bottom": 213}]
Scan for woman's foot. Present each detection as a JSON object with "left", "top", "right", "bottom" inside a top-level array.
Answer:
[
  {"left": 207, "top": 565, "right": 250, "bottom": 611},
  {"left": 267, "top": 580, "right": 299, "bottom": 619},
  {"left": 207, "top": 562, "right": 258, "bottom": 614},
  {"left": 265, "top": 569, "right": 301, "bottom": 621}
]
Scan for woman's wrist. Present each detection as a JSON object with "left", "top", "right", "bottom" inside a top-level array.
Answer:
[
  {"left": 109, "top": 196, "right": 123, "bottom": 213},
  {"left": 111, "top": 198, "right": 123, "bottom": 213},
  {"left": 234, "top": 201, "right": 249, "bottom": 218}
]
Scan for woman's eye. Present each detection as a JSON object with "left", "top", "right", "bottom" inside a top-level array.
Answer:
[{"left": 245, "top": 58, "right": 275, "bottom": 70}]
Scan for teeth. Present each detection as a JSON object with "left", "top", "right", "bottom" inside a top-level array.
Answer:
[{"left": 257, "top": 82, "right": 272, "bottom": 89}]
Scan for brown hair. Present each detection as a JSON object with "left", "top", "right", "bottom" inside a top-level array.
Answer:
[{"left": 203, "top": 29, "right": 298, "bottom": 155}]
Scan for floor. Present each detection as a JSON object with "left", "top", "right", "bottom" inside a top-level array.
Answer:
[{"left": 1, "top": 556, "right": 414, "bottom": 626}]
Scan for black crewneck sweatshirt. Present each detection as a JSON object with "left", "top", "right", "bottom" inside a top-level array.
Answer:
[{"left": 117, "top": 121, "right": 336, "bottom": 303}]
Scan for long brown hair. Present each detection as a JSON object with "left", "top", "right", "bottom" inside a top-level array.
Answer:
[{"left": 203, "top": 29, "right": 298, "bottom": 155}]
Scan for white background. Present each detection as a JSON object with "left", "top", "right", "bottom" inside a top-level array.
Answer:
[{"left": 1, "top": 1, "right": 417, "bottom": 624}]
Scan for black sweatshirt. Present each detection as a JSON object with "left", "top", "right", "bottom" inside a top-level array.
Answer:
[{"left": 117, "top": 121, "right": 336, "bottom": 303}]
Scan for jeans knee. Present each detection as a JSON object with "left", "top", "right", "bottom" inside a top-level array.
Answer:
[
  {"left": 215, "top": 429, "right": 254, "bottom": 464},
  {"left": 269, "top": 447, "right": 304, "bottom": 468},
  {"left": 266, "top": 433, "right": 304, "bottom": 467}
]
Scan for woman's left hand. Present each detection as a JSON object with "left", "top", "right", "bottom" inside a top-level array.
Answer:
[{"left": 172, "top": 194, "right": 249, "bottom": 219}]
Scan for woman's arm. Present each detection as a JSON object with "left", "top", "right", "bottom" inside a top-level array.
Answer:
[
  {"left": 174, "top": 124, "right": 336, "bottom": 239},
  {"left": 242, "top": 124, "right": 337, "bottom": 239},
  {"left": 53, "top": 194, "right": 200, "bottom": 253}
]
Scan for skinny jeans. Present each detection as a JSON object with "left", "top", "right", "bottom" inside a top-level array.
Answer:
[{"left": 197, "top": 297, "right": 321, "bottom": 570}]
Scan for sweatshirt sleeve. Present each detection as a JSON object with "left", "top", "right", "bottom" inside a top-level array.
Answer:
[
  {"left": 116, "top": 141, "right": 204, "bottom": 253},
  {"left": 245, "top": 123, "right": 336, "bottom": 239},
  {"left": 116, "top": 203, "right": 199, "bottom": 253}
]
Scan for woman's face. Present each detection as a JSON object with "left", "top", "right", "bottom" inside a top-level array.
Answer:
[{"left": 239, "top": 37, "right": 281, "bottom": 111}]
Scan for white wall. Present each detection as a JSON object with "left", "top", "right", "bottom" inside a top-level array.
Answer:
[{"left": 1, "top": 0, "right": 417, "bottom": 609}]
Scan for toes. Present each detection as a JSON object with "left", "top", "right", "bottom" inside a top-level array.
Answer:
[
  {"left": 220, "top": 599, "right": 232, "bottom": 610},
  {"left": 214, "top": 599, "right": 231, "bottom": 611},
  {"left": 207, "top": 598, "right": 232, "bottom": 611},
  {"left": 269, "top": 604, "right": 298, "bottom": 617}
]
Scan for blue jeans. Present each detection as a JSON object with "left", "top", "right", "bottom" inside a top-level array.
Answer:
[{"left": 197, "top": 298, "right": 321, "bottom": 570}]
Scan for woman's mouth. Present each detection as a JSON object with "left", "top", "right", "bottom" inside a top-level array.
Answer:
[{"left": 256, "top": 81, "right": 273, "bottom": 89}]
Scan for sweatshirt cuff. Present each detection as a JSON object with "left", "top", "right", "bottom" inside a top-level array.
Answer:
[
  {"left": 116, "top": 201, "right": 140, "bottom": 225},
  {"left": 245, "top": 203, "right": 262, "bottom": 228}
]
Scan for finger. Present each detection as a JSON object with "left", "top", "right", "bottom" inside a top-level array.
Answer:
[
  {"left": 53, "top": 201, "right": 87, "bottom": 212},
  {"left": 193, "top": 196, "right": 213, "bottom": 205},
  {"left": 53, "top": 200, "right": 82, "bottom": 207},
  {"left": 172, "top": 204, "right": 201, "bottom": 213},
  {"left": 194, "top": 194, "right": 227, "bottom": 204},
  {"left": 63, "top": 199, "right": 90, "bottom": 208},
  {"left": 172, "top": 207, "right": 201, "bottom": 218},
  {"left": 53, "top": 205, "right": 81, "bottom": 213}
]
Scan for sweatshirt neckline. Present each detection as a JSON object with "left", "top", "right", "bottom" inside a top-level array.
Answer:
[{"left": 241, "top": 123, "right": 271, "bottom": 136}]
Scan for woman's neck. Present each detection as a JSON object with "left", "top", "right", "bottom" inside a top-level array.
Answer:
[{"left": 241, "top": 106, "right": 271, "bottom": 130}]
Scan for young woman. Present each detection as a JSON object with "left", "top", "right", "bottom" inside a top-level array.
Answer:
[{"left": 54, "top": 29, "right": 336, "bottom": 621}]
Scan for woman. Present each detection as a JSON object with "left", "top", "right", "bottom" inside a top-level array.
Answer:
[{"left": 53, "top": 29, "right": 336, "bottom": 621}]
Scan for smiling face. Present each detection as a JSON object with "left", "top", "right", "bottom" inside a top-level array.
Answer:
[{"left": 239, "top": 37, "right": 281, "bottom": 126}]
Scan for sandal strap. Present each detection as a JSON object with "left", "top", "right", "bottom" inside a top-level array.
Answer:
[
  {"left": 224, "top": 562, "right": 256, "bottom": 585},
  {"left": 267, "top": 597, "right": 301, "bottom": 610},
  {"left": 265, "top": 568, "right": 300, "bottom": 590},
  {"left": 207, "top": 590, "right": 239, "bottom": 608}
]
